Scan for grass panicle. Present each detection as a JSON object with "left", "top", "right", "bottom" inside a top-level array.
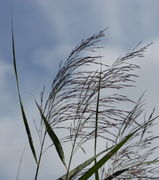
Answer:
[{"left": 12, "top": 27, "right": 159, "bottom": 179}]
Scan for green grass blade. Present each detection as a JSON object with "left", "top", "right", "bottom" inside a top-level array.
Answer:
[
  {"left": 35, "top": 101, "right": 66, "bottom": 168},
  {"left": 58, "top": 146, "right": 113, "bottom": 180},
  {"left": 104, "top": 168, "right": 129, "bottom": 180},
  {"left": 79, "top": 129, "right": 139, "bottom": 180},
  {"left": 11, "top": 16, "right": 37, "bottom": 164}
]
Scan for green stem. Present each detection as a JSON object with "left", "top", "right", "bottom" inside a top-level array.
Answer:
[
  {"left": 66, "top": 119, "right": 82, "bottom": 179},
  {"left": 66, "top": 142, "right": 76, "bottom": 180},
  {"left": 34, "top": 131, "right": 46, "bottom": 180},
  {"left": 94, "top": 71, "right": 101, "bottom": 180}
]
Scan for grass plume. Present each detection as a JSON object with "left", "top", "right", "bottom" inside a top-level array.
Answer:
[{"left": 12, "top": 27, "right": 159, "bottom": 179}]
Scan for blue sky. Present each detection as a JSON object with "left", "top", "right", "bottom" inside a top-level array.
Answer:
[{"left": 1, "top": 0, "right": 159, "bottom": 180}]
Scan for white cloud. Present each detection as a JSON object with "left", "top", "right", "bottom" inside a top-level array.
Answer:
[
  {"left": 34, "top": 0, "right": 159, "bottom": 46},
  {"left": 0, "top": 59, "right": 15, "bottom": 117},
  {"left": 0, "top": 59, "right": 28, "bottom": 179},
  {"left": 0, "top": 59, "right": 11, "bottom": 89},
  {"left": 136, "top": 40, "right": 159, "bottom": 107},
  {"left": 34, "top": 0, "right": 70, "bottom": 42},
  {"left": 32, "top": 43, "right": 72, "bottom": 72}
]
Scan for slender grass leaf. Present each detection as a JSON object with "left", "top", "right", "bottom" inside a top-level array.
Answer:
[
  {"left": 11, "top": 15, "right": 37, "bottom": 164},
  {"left": 104, "top": 168, "right": 129, "bottom": 180},
  {"left": 35, "top": 101, "right": 66, "bottom": 168},
  {"left": 58, "top": 146, "right": 113, "bottom": 180},
  {"left": 79, "top": 128, "right": 140, "bottom": 180}
]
